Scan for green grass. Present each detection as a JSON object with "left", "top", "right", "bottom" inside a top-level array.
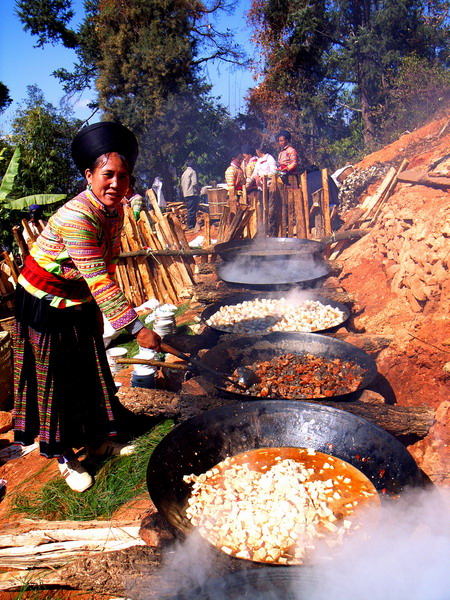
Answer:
[{"left": 11, "top": 420, "right": 174, "bottom": 521}]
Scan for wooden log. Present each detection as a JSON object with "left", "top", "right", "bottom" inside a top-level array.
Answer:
[
  {"left": 261, "top": 176, "right": 269, "bottom": 235},
  {"left": 166, "top": 214, "right": 196, "bottom": 282},
  {"left": 280, "top": 186, "right": 288, "bottom": 237},
  {"left": 137, "top": 213, "right": 176, "bottom": 303},
  {"left": 287, "top": 189, "right": 295, "bottom": 237},
  {"left": 122, "top": 210, "right": 157, "bottom": 301},
  {"left": 120, "top": 232, "right": 144, "bottom": 306},
  {"left": 321, "top": 168, "right": 332, "bottom": 235},
  {"left": 368, "top": 158, "right": 409, "bottom": 223},
  {"left": 21, "top": 218, "right": 36, "bottom": 247},
  {"left": 396, "top": 169, "right": 450, "bottom": 188},
  {"left": 300, "top": 171, "right": 310, "bottom": 238},
  {"left": 12, "top": 225, "right": 29, "bottom": 259},
  {"left": 203, "top": 211, "right": 211, "bottom": 247},
  {"left": 293, "top": 187, "right": 307, "bottom": 239},
  {"left": 147, "top": 227, "right": 180, "bottom": 304},
  {"left": 116, "top": 384, "right": 434, "bottom": 439},
  {"left": 216, "top": 205, "right": 230, "bottom": 244},
  {"left": 360, "top": 167, "right": 397, "bottom": 213}
]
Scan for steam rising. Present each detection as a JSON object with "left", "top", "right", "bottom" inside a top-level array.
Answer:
[
  {"left": 128, "top": 487, "right": 449, "bottom": 599},
  {"left": 218, "top": 254, "right": 330, "bottom": 286}
]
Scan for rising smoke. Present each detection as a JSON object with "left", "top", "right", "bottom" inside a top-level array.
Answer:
[{"left": 127, "top": 487, "right": 450, "bottom": 600}]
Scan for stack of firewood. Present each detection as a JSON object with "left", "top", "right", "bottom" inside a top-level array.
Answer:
[{"left": 116, "top": 190, "right": 195, "bottom": 305}]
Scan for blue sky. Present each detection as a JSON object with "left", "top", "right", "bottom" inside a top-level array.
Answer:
[{"left": 0, "top": 0, "right": 256, "bottom": 133}]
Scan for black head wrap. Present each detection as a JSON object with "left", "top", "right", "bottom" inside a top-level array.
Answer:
[
  {"left": 277, "top": 130, "right": 292, "bottom": 141},
  {"left": 230, "top": 146, "right": 242, "bottom": 161},
  {"left": 71, "top": 121, "right": 139, "bottom": 175},
  {"left": 241, "top": 144, "right": 255, "bottom": 155}
]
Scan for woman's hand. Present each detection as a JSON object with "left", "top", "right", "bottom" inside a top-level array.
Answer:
[{"left": 135, "top": 327, "right": 161, "bottom": 351}]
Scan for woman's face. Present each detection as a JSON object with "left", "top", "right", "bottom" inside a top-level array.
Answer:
[{"left": 85, "top": 152, "right": 130, "bottom": 208}]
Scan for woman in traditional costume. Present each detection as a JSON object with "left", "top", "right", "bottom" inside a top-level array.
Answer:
[{"left": 13, "top": 122, "right": 160, "bottom": 492}]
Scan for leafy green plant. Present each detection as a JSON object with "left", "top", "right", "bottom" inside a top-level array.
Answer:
[
  {"left": 11, "top": 421, "right": 174, "bottom": 521},
  {"left": 0, "top": 146, "right": 67, "bottom": 210}
]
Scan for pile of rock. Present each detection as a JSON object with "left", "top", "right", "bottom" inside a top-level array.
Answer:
[{"left": 338, "top": 163, "right": 391, "bottom": 213}]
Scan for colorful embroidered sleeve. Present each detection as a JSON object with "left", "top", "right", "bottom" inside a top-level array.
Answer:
[
  {"left": 225, "top": 163, "right": 244, "bottom": 192},
  {"left": 25, "top": 195, "right": 138, "bottom": 330}
]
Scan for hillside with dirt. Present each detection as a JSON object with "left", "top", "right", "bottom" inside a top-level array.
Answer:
[
  {"left": 0, "top": 115, "right": 449, "bottom": 598},
  {"left": 336, "top": 115, "right": 450, "bottom": 485}
]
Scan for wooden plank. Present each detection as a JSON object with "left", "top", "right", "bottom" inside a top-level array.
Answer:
[
  {"left": 165, "top": 216, "right": 195, "bottom": 287},
  {"left": 228, "top": 191, "right": 238, "bottom": 215},
  {"left": 12, "top": 225, "right": 29, "bottom": 259},
  {"left": 360, "top": 167, "right": 396, "bottom": 213},
  {"left": 203, "top": 211, "right": 211, "bottom": 247},
  {"left": 166, "top": 214, "right": 196, "bottom": 280},
  {"left": 293, "top": 187, "right": 307, "bottom": 239},
  {"left": 300, "top": 171, "right": 310, "bottom": 238},
  {"left": 321, "top": 168, "right": 332, "bottom": 235},
  {"left": 261, "top": 176, "right": 269, "bottom": 235},
  {"left": 216, "top": 205, "right": 230, "bottom": 244},
  {"left": 142, "top": 226, "right": 178, "bottom": 304},
  {"left": 287, "top": 189, "right": 295, "bottom": 237},
  {"left": 368, "top": 159, "right": 409, "bottom": 222},
  {"left": 396, "top": 169, "right": 450, "bottom": 187},
  {"left": 154, "top": 223, "right": 186, "bottom": 295},
  {"left": 123, "top": 211, "right": 157, "bottom": 301},
  {"left": 120, "top": 232, "right": 144, "bottom": 306}
]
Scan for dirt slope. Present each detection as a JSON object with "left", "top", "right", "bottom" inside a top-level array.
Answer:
[{"left": 337, "top": 115, "right": 450, "bottom": 485}]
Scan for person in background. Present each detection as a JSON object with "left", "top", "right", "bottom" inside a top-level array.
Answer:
[
  {"left": 277, "top": 130, "right": 299, "bottom": 187},
  {"left": 249, "top": 144, "right": 277, "bottom": 191},
  {"left": 241, "top": 144, "right": 258, "bottom": 194},
  {"left": 151, "top": 176, "right": 166, "bottom": 209},
  {"left": 180, "top": 159, "right": 201, "bottom": 231},
  {"left": 13, "top": 122, "right": 161, "bottom": 493},
  {"left": 22, "top": 204, "right": 47, "bottom": 249},
  {"left": 122, "top": 176, "right": 145, "bottom": 220},
  {"left": 225, "top": 147, "right": 245, "bottom": 200}
]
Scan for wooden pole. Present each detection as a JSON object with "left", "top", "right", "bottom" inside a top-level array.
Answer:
[
  {"left": 293, "top": 188, "right": 307, "bottom": 239},
  {"left": 300, "top": 171, "right": 310, "bottom": 238},
  {"left": 321, "top": 168, "right": 332, "bottom": 235}
]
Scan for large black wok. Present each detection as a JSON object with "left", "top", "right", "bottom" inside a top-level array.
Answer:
[
  {"left": 147, "top": 401, "right": 423, "bottom": 536},
  {"left": 217, "top": 253, "right": 331, "bottom": 290},
  {"left": 215, "top": 237, "right": 325, "bottom": 262},
  {"left": 168, "top": 566, "right": 333, "bottom": 600},
  {"left": 198, "top": 331, "right": 377, "bottom": 400},
  {"left": 201, "top": 292, "right": 350, "bottom": 335}
]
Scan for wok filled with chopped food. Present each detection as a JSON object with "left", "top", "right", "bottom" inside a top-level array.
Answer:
[
  {"left": 184, "top": 447, "right": 379, "bottom": 565},
  {"left": 201, "top": 293, "right": 350, "bottom": 335},
  {"left": 147, "top": 401, "right": 423, "bottom": 563},
  {"left": 199, "top": 332, "right": 377, "bottom": 400}
]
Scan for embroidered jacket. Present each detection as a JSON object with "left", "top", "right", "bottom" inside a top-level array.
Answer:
[
  {"left": 277, "top": 145, "right": 299, "bottom": 174},
  {"left": 18, "top": 190, "right": 139, "bottom": 330},
  {"left": 225, "top": 161, "right": 245, "bottom": 194}
]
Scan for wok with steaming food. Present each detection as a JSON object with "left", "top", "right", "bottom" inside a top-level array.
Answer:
[
  {"left": 168, "top": 566, "right": 332, "bottom": 600},
  {"left": 200, "top": 292, "right": 350, "bottom": 335},
  {"left": 217, "top": 253, "right": 331, "bottom": 290},
  {"left": 146, "top": 400, "right": 423, "bottom": 539},
  {"left": 214, "top": 237, "right": 325, "bottom": 262},
  {"left": 215, "top": 237, "right": 331, "bottom": 290},
  {"left": 197, "top": 332, "right": 377, "bottom": 400}
]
